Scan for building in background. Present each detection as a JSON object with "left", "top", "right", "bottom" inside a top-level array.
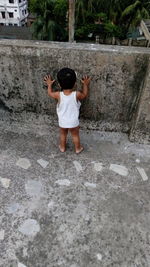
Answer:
[{"left": 0, "top": 0, "right": 28, "bottom": 26}]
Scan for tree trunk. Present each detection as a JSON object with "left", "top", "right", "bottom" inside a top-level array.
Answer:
[{"left": 69, "top": 0, "right": 75, "bottom": 42}]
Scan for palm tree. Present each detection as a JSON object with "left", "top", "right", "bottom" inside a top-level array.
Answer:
[
  {"left": 29, "top": 0, "right": 150, "bottom": 41},
  {"left": 30, "top": 0, "right": 67, "bottom": 41},
  {"left": 75, "top": 0, "right": 86, "bottom": 24},
  {"left": 121, "top": 0, "right": 150, "bottom": 30}
]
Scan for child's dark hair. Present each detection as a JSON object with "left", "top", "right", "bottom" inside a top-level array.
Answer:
[{"left": 57, "top": 68, "right": 76, "bottom": 90}]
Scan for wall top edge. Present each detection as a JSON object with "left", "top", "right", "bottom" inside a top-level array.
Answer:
[{"left": 0, "top": 39, "right": 150, "bottom": 54}]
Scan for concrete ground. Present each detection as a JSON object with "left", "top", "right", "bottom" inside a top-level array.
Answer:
[{"left": 0, "top": 114, "right": 150, "bottom": 267}]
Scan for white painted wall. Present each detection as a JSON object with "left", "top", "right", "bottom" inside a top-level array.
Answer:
[{"left": 0, "top": 0, "right": 28, "bottom": 26}]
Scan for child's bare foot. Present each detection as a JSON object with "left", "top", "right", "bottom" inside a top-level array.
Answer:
[
  {"left": 75, "top": 146, "right": 84, "bottom": 154},
  {"left": 59, "top": 145, "right": 66, "bottom": 153}
]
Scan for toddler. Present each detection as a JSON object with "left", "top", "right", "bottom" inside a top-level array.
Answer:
[{"left": 44, "top": 68, "right": 90, "bottom": 153}]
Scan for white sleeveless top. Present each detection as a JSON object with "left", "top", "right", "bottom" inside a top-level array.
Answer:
[{"left": 57, "top": 91, "right": 81, "bottom": 128}]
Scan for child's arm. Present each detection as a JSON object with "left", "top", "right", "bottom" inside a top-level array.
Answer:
[
  {"left": 44, "top": 75, "right": 59, "bottom": 100},
  {"left": 77, "top": 76, "right": 91, "bottom": 100}
]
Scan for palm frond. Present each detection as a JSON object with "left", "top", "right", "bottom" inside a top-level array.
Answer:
[
  {"left": 141, "top": 7, "right": 150, "bottom": 18},
  {"left": 121, "top": 0, "right": 141, "bottom": 19}
]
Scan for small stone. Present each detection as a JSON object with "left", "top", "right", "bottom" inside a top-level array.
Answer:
[
  {"left": 48, "top": 201, "right": 55, "bottom": 209},
  {"left": 16, "top": 158, "right": 31, "bottom": 170},
  {"left": 136, "top": 159, "right": 140, "bottom": 163},
  {"left": 0, "top": 230, "right": 5, "bottom": 240},
  {"left": 97, "top": 253, "right": 102, "bottom": 261},
  {"left": 37, "top": 159, "right": 49, "bottom": 168},
  {"left": 25, "top": 180, "right": 42, "bottom": 196},
  {"left": 6, "top": 203, "right": 21, "bottom": 214},
  {"left": 55, "top": 179, "right": 71, "bottom": 186},
  {"left": 94, "top": 163, "right": 103, "bottom": 172},
  {"left": 73, "top": 161, "right": 82, "bottom": 172},
  {"left": 84, "top": 182, "right": 97, "bottom": 188},
  {"left": 137, "top": 167, "right": 148, "bottom": 181},
  {"left": 85, "top": 214, "right": 90, "bottom": 221},
  {"left": 110, "top": 164, "right": 128, "bottom": 176},
  {"left": 18, "top": 219, "right": 40, "bottom": 236},
  {"left": 18, "top": 262, "right": 27, "bottom": 267},
  {"left": 0, "top": 177, "right": 10, "bottom": 188},
  {"left": 23, "top": 247, "right": 28, "bottom": 257}
]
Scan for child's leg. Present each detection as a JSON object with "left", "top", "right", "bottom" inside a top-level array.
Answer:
[
  {"left": 59, "top": 127, "right": 68, "bottom": 152},
  {"left": 69, "top": 126, "right": 83, "bottom": 154}
]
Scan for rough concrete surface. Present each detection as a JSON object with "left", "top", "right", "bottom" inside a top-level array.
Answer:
[
  {"left": 130, "top": 58, "right": 150, "bottom": 143},
  {"left": 0, "top": 114, "right": 150, "bottom": 267}
]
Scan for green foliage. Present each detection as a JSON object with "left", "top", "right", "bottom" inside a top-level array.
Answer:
[
  {"left": 29, "top": 0, "right": 150, "bottom": 42},
  {"left": 75, "top": 0, "right": 150, "bottom": 40},
  {"left": 75, "top": 0, "right": 86, "bottom": 24},
  {"left": 104, "top": 23, "right": 116, "bottom": 37},
  {"left": 29, "top": 0, "right": 55, "bottom": 15},
  {"left": 29, "top": 0, "right": 67, "bottom": 41},
  {"left": 96, "top": 12, "right": 108, "bottom": 23},
  {"left": 121, "top": 0, "right": 150, "bottom": 30},
  {"left": 141, "top": 7, "right": 150, "bottom": 19},
  {"left": 121, "top": 0, "right": 141, "bottom": 19},
  {"left": 54, "top": 0, "right": 68, "bottom": 23},
  {"left": 85, "top": 11, "right": 96, "bottom": 24},
  {"left": 104, "top": 23, "right": 126, "bottom": 39},
  {"left": 75, "top": 24, "right": 97, "bottom": 39}
]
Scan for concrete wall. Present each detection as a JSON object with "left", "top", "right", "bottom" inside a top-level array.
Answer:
[
  {"left": 0, "top": 39, "right": 150, "bottom": 142},
  {"left": 0, "top": 26, "right": 32, "bottom": 39},
  {"left": 130, "top": 58, "right": 150, "bottom": 143}
]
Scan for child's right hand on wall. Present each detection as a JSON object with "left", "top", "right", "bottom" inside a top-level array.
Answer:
[
  {"left": 77, "top": 75, "right": 91, "bottom": 100},
  {"left": 44, "top": 75, "right": 55, "bottom": 87}
]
